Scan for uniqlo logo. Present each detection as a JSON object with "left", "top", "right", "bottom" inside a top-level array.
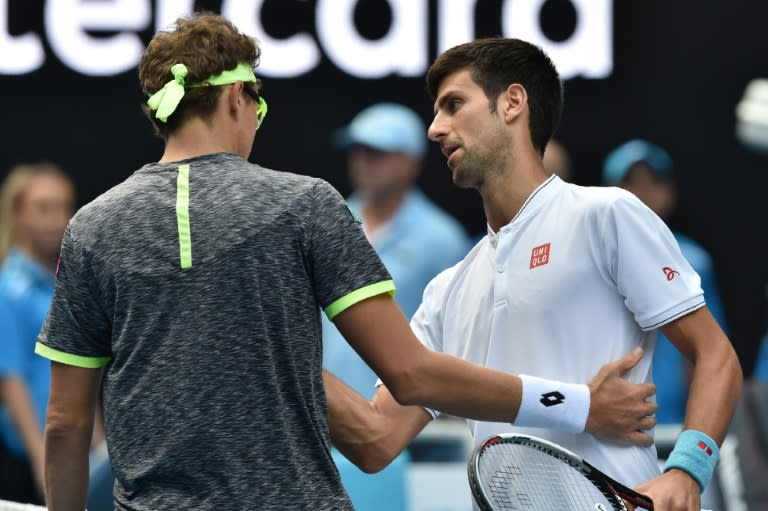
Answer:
[{"left": 529, "top": 243, "right": 551, "bottom": 269}]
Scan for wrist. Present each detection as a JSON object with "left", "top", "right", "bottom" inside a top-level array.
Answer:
[
  {"left": 663, "top": 429, "right": 719, "bottom": 492},
  {"left": 515, "top": 375, "right": 591, "bottom": 433}
]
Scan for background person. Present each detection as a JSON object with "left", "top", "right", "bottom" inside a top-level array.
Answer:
[
  {"left": 752, "top": 285, "right": 768, "bottom": 382},
  {"left": 0, "top": 162, "right": 74, "bottom": 505},
  {"left": 602, "top": 139, "right": 730, "bottom": 425},
  {"left": 542, "top": 138, "right": 572, "bottom": 181}
]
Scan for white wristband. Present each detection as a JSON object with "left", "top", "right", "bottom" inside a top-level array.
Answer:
[{"left": 515, "top": 374, "right": 591, "bottom": 433}]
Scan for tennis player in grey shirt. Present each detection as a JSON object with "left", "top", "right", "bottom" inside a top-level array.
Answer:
[
  {"left": 40, "top": 152, "right": 392, "bottom": 510},
  {"left": 36, "top": 12, "right": 657, "bottom": 511}
]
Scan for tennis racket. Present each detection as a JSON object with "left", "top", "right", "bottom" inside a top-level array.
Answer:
[{"left": 468, "top": 434, "right": 654, "bottom": 511}]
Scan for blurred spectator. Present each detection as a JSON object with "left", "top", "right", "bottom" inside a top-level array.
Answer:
[
  {"left": 755, "top": 333, "right": 768, "bottom": 381},
  {"left": 0, "top": 162, "right": 74, "bottom": 504},
  {"left": 602, "top": 139, "right": 728, "bottom": 424},
  {"left": 542, "top": 138, "right": 572, "bottom": 181},
  {"left": 323, "top": 103, "right": 468, "bottom": 398},
  {"left": 753, "top": 285, "right": 768, "bottom": 381}
]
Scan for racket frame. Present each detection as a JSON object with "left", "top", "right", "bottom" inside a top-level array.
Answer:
[{"left": 467, "top": 433, "right": 654, "bottom": 511}]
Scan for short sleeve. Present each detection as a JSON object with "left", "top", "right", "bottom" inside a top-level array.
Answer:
[
  {"left": 35, "top": 226, "right": 112, "bottom": 368},
  {"left": 410, "top": 269, "right": 455, "bottom": 354},
  {"left": 679, "top": 239, "right": 727, "bottom": 331},
  {"left": 306, "top": 180, "right": 394, "bottom": 320},
  {"left": 600, "top": 193, "right": 704, "bottom": 330},
  {"left": 408, "top": 268, "right": 456, "bottom": 419},
  {"left": 0, "top": 294, "right": 24, "bottom": 376}
]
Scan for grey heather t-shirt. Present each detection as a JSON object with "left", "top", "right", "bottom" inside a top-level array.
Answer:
[{"left": 37, "top": 153, "right": 393, "bottom": 510}]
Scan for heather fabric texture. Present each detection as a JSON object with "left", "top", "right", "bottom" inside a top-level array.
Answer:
[{"left": 37, "top": 153, "right": 392, "bottom": 510}]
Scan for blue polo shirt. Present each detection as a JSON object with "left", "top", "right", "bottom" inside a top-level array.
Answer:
[
  {"left": 0, "top": 248, "right": 55, "bottom": 459},
  {"left": 323, "top": 189, "right": 468, "bottom": 398}
]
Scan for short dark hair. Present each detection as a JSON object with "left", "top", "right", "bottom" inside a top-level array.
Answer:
[
  {"left": 426, "top": 37, "right": 563, "bottom": 155},
  {"left": 139, "top": 12, "right": 261, "bottom": 139}
]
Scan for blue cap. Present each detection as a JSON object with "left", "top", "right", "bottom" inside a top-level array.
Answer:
[
  {"left": 334, "top": 103, "right": 427, "bottom": 158},
  {"left": 602, "top": 139, "right": 675, "bottom": 185}
]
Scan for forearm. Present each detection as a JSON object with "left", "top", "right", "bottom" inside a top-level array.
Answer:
[
  {"left": 325, "top": 371, "right": 386, "bottom": 469},
  {"left": 662, "top": 308, "right": 744, "bottom": 445},
  {"left": 395, "top": 350, "right": 523, "bottom": 422},
  {"left": 324, "top": 371, "right": 430, "bottom": 472},
  {"left": 683, "top": 340, "right": 742, "bottom": 443},
  {"left": 333, "top": 297, "right": 524, "bottom": 422},
  {"left": 659, "top": 308, "right": 744, "bottom": 494},
  {"left": 44, "top": 424, "right": 92, "bottom": 511},
  {"left": 44, "top": 362, "right": 103, "bottom": 511},
  {"left": 659, "top": 349, "right": 739, "bottom": 495},
  {"left": 0, "top": 377, "right": 44, "bottom": 461}
]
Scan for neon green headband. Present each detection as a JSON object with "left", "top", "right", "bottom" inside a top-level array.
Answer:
[{"left": 147, "top": 62, "right": 258, "bottom": 123}]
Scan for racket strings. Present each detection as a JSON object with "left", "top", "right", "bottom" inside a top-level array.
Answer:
[{"left": 477, "top": 442, "right": 621, "bottom": 511}]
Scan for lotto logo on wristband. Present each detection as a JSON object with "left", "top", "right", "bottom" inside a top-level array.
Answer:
[
  {"left": 540, "top": 391, "right": 565, "bottom": 407},
  {"left": 698, "top": 441, "right": 713, "bottom": 456}
]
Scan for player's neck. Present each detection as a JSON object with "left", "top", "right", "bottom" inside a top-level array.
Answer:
[
  {"left": 480, "top": 161, "right": 549, "bottom": 232},
  {"left": 159, "top": 117, "right": 241, "bottom": 163}
]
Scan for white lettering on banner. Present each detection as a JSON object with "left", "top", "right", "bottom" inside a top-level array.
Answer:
[
  {"left": 44, "top": 0, "right": 151, "bottom": 76},
  {"left": 156, "top": 0, "right": 194, "bottom": 32},
  {"left": 316, "top": 0, "right": 427, "bottom": 79},
  {"left": 0, "top": 0, "right": 44, "bottom": 74},
  {"left": 437, "top": 0, "right": 475, "bottom": 55},
  {"left": 223, "top": 0, "right": 320, "bottom": 78},
  {"left": 502, "top": 0, "right": 612, "bottom": 78},
  {"left": 0, "top": 0, "right": 613, "bottom": 79}
]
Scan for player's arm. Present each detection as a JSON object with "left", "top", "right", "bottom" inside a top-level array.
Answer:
[
  {"left": 324, "top": 370, "right": 431, "bottom": 473},
  {"left": 333, "top": 294, "right": 656, "bottom": 444},
  {"left": 635, "top": 307, "right": 742, "bottom": 511},
  {"left": 665, "top": 307, "right": 741, "bottom": 445},
  {"left": 44, "top": 362, "right": 102, "bottom": 511}
]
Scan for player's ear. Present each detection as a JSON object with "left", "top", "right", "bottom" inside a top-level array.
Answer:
[
  {"left": 227, "top": 81, "right": 245, "bottom": 115},
  {"left": 501, "top": 83, "right": 527, "bottom": 123}
]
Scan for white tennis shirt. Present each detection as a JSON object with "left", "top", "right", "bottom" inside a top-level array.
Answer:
[{"left": 411, "top": 175, "right": 705, "bottom": 487}]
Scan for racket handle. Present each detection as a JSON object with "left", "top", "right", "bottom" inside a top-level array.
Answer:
[{"left": 615, "top": 485, "right": 653, "bottom": 510}]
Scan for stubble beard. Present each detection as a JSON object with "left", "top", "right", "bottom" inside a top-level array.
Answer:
[{"left": 451, "top": 141, "right": 508, "bottom": 191}]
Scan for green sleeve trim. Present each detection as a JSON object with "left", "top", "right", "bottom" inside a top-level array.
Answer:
[
  {"left": 325, "top": 280, "right": 396, "bottom": 321},
  {"left": 176, "top": 164, "right": 192, "bottom": 269},
  {"left": 34, "top": 342, "right": 111, "bottom": 369}
]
